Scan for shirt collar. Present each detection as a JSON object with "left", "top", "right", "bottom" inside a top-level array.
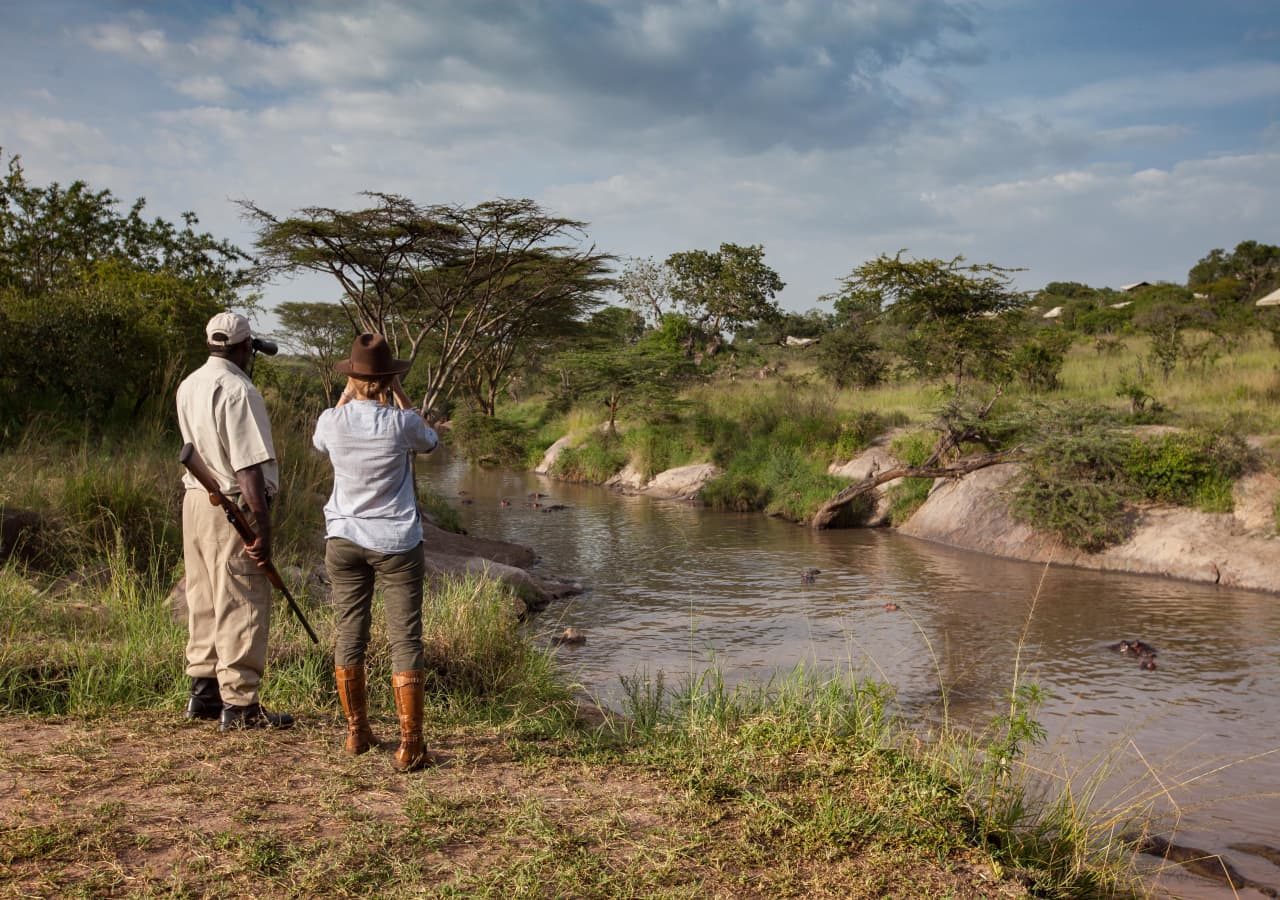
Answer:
[{"left": 205, "top": 356, "right": 250, "bottom": 380}]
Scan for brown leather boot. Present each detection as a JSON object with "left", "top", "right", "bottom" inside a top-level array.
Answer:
[
  {"left": 335, "top": 665, "right": 377, "bottom": 755},
  {"left": 391, "top": 669, "right": 428, "bottom": 772}
]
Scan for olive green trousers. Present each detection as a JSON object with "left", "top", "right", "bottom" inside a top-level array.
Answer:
[{"left": 325, "top": 538, "right": 426, "bottom": 672}]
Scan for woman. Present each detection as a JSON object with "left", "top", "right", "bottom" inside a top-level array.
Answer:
[{"left": 312, "top": 333, "right": 438, "bottom": 772}]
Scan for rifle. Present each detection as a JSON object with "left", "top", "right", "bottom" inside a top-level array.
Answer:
[{"left": 178, "top": 443, "right": 320, "bottom": 645}]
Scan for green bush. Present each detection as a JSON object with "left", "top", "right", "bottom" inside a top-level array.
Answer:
[
  {"left": 1011, "top": 424, "right": 1133, "bottom": 552},
  {"left": 1009, "top": 329, "right": 1073, "bottom": 392},
  {"left": 1123, "top": 430, "right": 1250, "bottom": 509},
  {"left": 449, "top": 413, "right": 531, "bottom": 467},
  {"left": 551, "top": 432, "right": 627, "bottom": 482},
  {"left": 815, "top": 325, "right": 886, "bottom": 388},
  {"left": 702, "top": 472, "right": 771, "bottom": 512},
  {"left": 830, "top": 411, "right": 890, "bottom": 461},
  {"left": 1011, "top": 474, "right": 1132, "bottom": 552},
  {"left": 890, "top": 430, "right": 936, "bottom": 467},
  {"left": 693, "top": 411, "right": 745, "bottom": 468}
]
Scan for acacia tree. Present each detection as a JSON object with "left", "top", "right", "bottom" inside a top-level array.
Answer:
[
  {"left": 828, "top": 253, "right": 1028, "bottom": 390},
  {"left": 244, "top": 196, "right": 612, "bottom": 414},
  {"left": 275, "top": 301, "right": 355, "bottom": 400},
  {"left": 616, "top": 256, "right": 675, "bottom": 328},
  {"left": 666, "top": 242, "right": 784, "bottom": 352}
]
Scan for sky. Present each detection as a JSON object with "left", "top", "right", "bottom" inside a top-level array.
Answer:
[{"left": 2, "top": 0, "right": 1278, "bottom": 318}]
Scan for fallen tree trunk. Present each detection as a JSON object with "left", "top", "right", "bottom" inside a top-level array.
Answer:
[{"left": 810, "top": 450, "right": 1016, "bottom": 529}]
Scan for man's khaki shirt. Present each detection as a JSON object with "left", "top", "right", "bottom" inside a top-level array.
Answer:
[{"left": 176, "top": 356, "right": 279, "bottom": 497}]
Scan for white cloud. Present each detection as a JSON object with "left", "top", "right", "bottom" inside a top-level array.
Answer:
[
  {"left": 84, "top": 22, "right": 170, "bottom": 60},
  {"left": 1056, "top": 62, "right": 1280, "bottom": 117},
  {"left": 175, "top": 75, "right": 232, "bottom": 104}
]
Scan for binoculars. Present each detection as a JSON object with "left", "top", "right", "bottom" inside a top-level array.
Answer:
[{"left": 251, "top": 337, "right": 279, "bottom": 356}]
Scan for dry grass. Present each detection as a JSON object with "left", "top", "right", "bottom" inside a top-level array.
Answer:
[{"left": 0, "top": 713, "right": 1029, "bottom": 899}]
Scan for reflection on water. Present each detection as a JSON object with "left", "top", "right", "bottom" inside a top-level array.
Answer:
[{"left": 423, "top": 452, "right": 1280, "bottom": 861}]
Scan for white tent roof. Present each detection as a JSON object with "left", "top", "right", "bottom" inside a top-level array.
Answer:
[
  {"left": 1256, "top": 287, "right": 1280, "bottom": 307},
  {"left": 1109, "top": 301, "right": 1132, "bottom": 309},
  {"left": 1120, "top": 281, "right": 1151, "bottom": 292},
  {"left": 1042, "top": 306, "right": 1063, "bottom": 319}
]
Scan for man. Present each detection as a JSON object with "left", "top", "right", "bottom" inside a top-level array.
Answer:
[{"left": 176, "top": 311, "right": 293, "bottom": 731}]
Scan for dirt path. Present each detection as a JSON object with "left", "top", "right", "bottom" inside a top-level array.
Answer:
[{"left": 0, "top": 713, "right": 1023, "bottom": 898}]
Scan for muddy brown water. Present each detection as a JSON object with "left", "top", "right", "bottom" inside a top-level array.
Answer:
[{"left": 425, "top": 453, "right": 1280, "bottom": 893}]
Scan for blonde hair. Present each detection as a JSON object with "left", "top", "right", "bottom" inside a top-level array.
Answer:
[{"left": 346, "top": 375, "right": 394, "bottom": 402}]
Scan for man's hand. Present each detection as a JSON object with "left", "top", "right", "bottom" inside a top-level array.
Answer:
[
  {"left": 235, "top": 463, "right": 273, "bottom": 568},
  {"left": 244, "top": 528, "right": 272, "bottom": 566}
]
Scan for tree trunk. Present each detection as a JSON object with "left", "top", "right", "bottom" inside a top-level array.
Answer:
[{"left": 810, "top": 450, "right": 1015, "bottom": 529}]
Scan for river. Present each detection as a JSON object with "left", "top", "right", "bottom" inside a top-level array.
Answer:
[{"left": 423, "top": 452, "right": 1280, "bottom": 893}]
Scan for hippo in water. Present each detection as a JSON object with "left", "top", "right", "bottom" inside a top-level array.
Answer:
[{"left": 1111, "top": 639, "right": 1158, "bottom": 670}]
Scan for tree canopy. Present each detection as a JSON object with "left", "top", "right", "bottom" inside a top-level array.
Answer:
[
  {"left": 1188, "top": 240, "right": 1280, "bottom": 301},
  {"left": 827, "top": 253, "right": 1029, "bottom": 389},
  {"left": 0, "top": 150, "right": 250, "bottom": 432},
  {"left": 666, "top": 243, "right": 784, "bottom": 347},
  {"left": 244, "top": 195, "right": 613, "bottom": 414}
]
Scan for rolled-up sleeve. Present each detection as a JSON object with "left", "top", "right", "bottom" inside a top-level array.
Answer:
[{"left": 402, "top": 412, "right": 438, "bottom": 453}]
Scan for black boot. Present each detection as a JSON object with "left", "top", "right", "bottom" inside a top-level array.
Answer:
[
  {"left": 185, "top": 677, "right": 222, "bottom": 721},
  {"left": 218, "top": 702, "right": 295, "bottom": 732}
]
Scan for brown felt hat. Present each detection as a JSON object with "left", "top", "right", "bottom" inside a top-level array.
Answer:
[{"left": 335, "top": 333, "right": 411, "bottom": 378}]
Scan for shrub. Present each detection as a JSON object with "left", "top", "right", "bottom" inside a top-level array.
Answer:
[
  {"left": 831, "top": 411, "right": 889, "bottom": 461},
  {"left": 1011, "top": 424, "right": 1133, "bottom": 552},
  {"left": 1123, "top": 430, "right": 1250, "bottom": 509},
  {"left": 551, "top": 432, "right": 627, "bottom": 482},
  {"left": 890, "top": 430, "right": 936, "bottom": 467},
  {"left": 1011, "top": 475, "right": 1132, "bottom": 552},
  {"left": 449, "top": 413, "right": 531, "bottom": 467},
  {"left": 815, "top": 325, "right": 886, "bottom": 388},
  {"left": 1009, "top": 329, "right": 1073, "bottom": 392},
  {"left": 702, "top": 472, "right": 771, "bottom": 512}
]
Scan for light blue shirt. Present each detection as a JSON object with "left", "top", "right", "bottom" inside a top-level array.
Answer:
[{"left": 312, "top": 401, "right": 438, "bottom": 554}]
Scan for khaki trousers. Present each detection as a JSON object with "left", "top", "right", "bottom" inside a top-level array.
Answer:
[
  {"left": 326, "top": 537, "right": 425, "bottom": 672},
  {"left": 182, "top": 490, "right": 272, "bottom": 706}
]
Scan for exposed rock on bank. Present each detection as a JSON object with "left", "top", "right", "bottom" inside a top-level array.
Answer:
[
  {"left": 895, "top": 463, "right": 1280, "bottom": 594},
  {"left": 537, "top": 434, "right": 721, "bottom": 502},
  {"left": 636, "top": 463, "right": 722, "bottom": 501}
]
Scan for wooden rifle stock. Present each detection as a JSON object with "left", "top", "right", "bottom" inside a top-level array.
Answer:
[{"left": 178, "top": 443, "right": 319, "bottom": 645}]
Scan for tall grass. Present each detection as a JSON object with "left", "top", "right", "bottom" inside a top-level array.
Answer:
[
  {"left": 614, "top": 662, "right": 1134, "bottom": 896},
  {"left": 0, "top": 544, "right": 186, "bottom": 715}
]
